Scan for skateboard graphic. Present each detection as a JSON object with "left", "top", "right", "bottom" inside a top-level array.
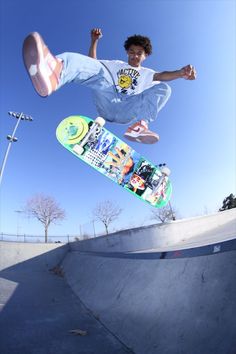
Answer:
[{"left": 56, "top": 115, "right": 172, "bottom": 208}]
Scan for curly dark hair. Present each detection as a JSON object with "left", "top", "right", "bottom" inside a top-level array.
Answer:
[{"left": 124, "top": 35, "right": 152, "bottom": 56}]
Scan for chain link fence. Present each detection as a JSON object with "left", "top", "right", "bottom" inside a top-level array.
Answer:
[{"left": 0, "top": 220, "right": 107, "bottom": 243}]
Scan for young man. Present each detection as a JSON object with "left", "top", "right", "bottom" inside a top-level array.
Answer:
[{"left": 23, "top": 29, "right": 196, "bottom": 144}]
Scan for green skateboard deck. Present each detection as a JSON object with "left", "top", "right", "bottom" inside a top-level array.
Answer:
[{"left": 56, "top": 115, "right": 172, "bottom": 208}]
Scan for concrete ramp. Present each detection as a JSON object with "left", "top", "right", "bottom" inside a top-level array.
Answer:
[
  {"left": 62, "top": 209, "right": 236, "bottom": 354},
  {"left": 0, "top": 209, "right": 235, "bottom": 354},
  {"left": 63, "top": 250, "right": 236, "bottom": 354}
]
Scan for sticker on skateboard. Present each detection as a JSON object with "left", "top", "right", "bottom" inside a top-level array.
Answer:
[{"left": 56, "top": 115, "right": 172, "bottom": 208}]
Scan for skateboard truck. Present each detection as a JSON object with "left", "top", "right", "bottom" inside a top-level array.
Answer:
[
  {"left": 148, "top": 163, "right": 171, "bottom": 201},
  {"left": 73, "top": 117, "right": 105, "bottom": 155},
  {"left": 158, "top": 163, "right": 171, "bottom": 176}
]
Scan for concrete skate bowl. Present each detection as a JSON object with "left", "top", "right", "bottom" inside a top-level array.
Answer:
[{"left": 0, "top": 209, "right": 236, "bottom": 354}]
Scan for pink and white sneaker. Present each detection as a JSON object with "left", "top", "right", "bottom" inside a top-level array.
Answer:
[
  {"left": 124, "top": 120, "right": 159, "bottom": 144},
  {"left": 23, "top": 32, "right": 62, "bottom": 97}
]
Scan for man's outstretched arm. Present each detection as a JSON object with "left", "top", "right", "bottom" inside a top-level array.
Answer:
[
  {"left": 153, "top": 64, "right": 197, "bottom": 81},
  {"left": 88, "top": 28, "right": 102, "bottom": 59}
]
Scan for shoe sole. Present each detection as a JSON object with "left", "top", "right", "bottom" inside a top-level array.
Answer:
[
  {"left": 23, "top": 32, "right": 53, "bottom": 97},
  {"left": 124, "top": 132, "right": 159, "bottom": 144}
]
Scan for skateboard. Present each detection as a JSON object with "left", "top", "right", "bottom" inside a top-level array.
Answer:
[{"left": 56, "top": 115, "right": 172, "bottom": 208}]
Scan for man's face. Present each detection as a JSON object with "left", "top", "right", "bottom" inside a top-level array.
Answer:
[{"left": 127, "top": 45, "right": 147, "bottom": 67}]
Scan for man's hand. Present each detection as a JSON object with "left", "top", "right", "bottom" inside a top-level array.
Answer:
[
  {"left": 180, "top": 64, "right": 196, "bottom": 80},
  {"left": 91, "top": 28, "right": 103, "bottom": 42},
  {"left": 88, "top": 28, "right": 102, "bottom": 59},
  {"left": 89, "top": 28, "right": 102, "bottom": 59},
  {"left": 153, "top": 64, "right": 197, "bottom": 82}
]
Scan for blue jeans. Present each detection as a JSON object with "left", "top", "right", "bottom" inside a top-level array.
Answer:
[{"left": 57, "top": 52, "right": 171, "bottom": 124}]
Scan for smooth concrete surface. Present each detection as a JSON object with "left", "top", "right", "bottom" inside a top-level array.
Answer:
[
  {"left": 63, "top": 209, "right": 236, "bottom": 354},
  {"left": 63, "top": 250, "right": 236, "bottom": 354},
  {"left": 0, "top": 209, "right": 236, "bottom": 354}
]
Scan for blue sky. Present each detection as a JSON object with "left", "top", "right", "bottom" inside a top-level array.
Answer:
[{"left": 0, "top": 0, "right": 235, "bottom": 237}]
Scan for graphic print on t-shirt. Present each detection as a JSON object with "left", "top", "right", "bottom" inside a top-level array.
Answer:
[{"left": 116, "top": 68, "right": 140, "bottom": 95}]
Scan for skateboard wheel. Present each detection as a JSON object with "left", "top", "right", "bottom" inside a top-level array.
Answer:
[
  {"left": 56, "top": 116, "right": 89, "bottom": 144},
  {"left": 72, "top": 144, "right": 84, "bottom": 155},
  {"left": 161, "top": 166, "right": 171, "bottom": 176},
  {"left": 95, "top": 116, "right": 105, "bottom": 127}
]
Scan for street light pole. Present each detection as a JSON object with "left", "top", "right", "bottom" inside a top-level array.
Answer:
[{"left": 0, "top": 111, "right": 33, "bottom": 186}]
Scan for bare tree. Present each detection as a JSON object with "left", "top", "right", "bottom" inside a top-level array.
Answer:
[
  {"left": 92, "top": 200, "right": 123, "bottom": 235},
  {"left": 151, "top": 203, "right": 177, "bottom": 223},
  {"left": 24, "top": 194, "right": 65, "bottom": 242}
]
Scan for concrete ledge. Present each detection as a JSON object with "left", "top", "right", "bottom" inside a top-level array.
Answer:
[
  {"left": 0, "top": 242, "right": 69, "bottom": 271},
  {"left": 70, "top": 209, "right": 236, "bottom": 252}
]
